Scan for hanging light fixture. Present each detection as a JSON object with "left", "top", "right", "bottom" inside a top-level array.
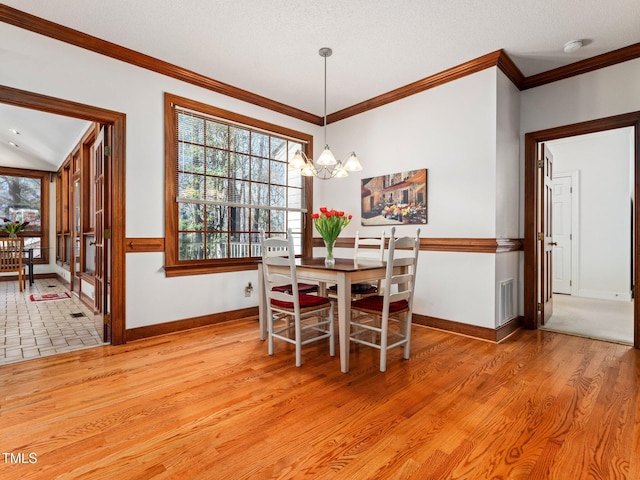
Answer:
[{"left": 289, "top": 47, "right": 362, "bottom": 180}]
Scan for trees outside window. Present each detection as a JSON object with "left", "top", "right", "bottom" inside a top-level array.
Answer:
[
  {"left": 165, "top": 94, "right": 313, "bottom": 276},
  {"left": 0, "top": 167, "right": 49, "bottom": 262}
]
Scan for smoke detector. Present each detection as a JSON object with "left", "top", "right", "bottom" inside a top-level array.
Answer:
[{"left": 563, "top": 40, "right": 583, "bottom": 53}]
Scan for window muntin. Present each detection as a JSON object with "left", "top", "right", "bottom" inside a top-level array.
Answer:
[{"left": 166, "top": 95, "right": 311, "bottom": 273}]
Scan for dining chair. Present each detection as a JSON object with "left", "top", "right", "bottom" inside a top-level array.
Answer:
[
  {"left": 260, "top": 230, "right": 318, "bottom": 296},
  {"left": 261, "top": 229, "right": 335, "bottom": 367},
  {"left": 349, "top": 227, "right": 420, "bottom": 372},
  {"left": 352, "top": 230, "right": 386, "bottom": 296},
  {"left": 0, "top": 237, "right": 27, "bottom": 292},
  {"left": 328, "top": 230, "right": 386, "bottom": 298}
]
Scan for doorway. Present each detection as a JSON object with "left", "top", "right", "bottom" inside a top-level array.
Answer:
[
  {"left": 541, "top": 129, "right": 634, "bottom": 344},
  {"left": 524, "top": 112, "right": 640, "bottom": 348},
  {"left": 0, "top": 85, "right": 126, "bottom": 346}
]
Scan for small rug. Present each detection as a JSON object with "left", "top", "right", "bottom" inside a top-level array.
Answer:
[{"left": 30, "top": 292, "right": 72, "bottom": 302}]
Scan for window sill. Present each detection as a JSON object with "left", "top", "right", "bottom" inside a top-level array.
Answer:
[{"left": 163, "top": 260, "right": 258, "bottom": 277}]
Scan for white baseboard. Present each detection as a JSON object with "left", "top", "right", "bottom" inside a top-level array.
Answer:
[{"left": 576, "top": 289, "right": 632, "bottom": 302}]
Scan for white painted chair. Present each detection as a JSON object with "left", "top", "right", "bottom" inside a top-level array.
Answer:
[
  {"left": 349, "top": 227, "right": 420, "bottom": 372},
  {"left": 261, "top": 229, "right": 335, "bottom": 367},
  {"left": 352, "top": 230, "right": 386, "bottom": 296},
  {"left": 328, "top": 230, "right": 386, "bottom": 298}
]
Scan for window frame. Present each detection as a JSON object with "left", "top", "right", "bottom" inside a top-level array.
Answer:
[
  {"left": 164, "top": 93, "right": 314, "bottom": 276},
  {"left": 0, "top": 166, "right": 50, "bottom": 264}
]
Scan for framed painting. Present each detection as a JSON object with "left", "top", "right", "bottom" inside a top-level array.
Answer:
[{"left": 360, "top": 169, "right": 427, "bottom": 225}]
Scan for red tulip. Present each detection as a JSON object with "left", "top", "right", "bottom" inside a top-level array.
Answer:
[
  {"left": 319, "top": 207, "right": 328, "bottom": 213},
  {"left": 312, "top": 213, "right": 319, "bottom": 219}
]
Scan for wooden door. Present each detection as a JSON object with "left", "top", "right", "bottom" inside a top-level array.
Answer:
[
  {"left": 539, "top": 143, "right": 554, "bottom": 325},
  {"left": 71, "top": 176, "right": 81, "bottom": 295},
  {"left": 93, "top": 125, "right": 111, "bottom": 342}
]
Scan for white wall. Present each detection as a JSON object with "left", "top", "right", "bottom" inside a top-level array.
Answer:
[
  {"left": 323, "top": 68, "right": 499, "bottom": 239},
  {"left": 1, "top": 23, "right": 322, "bottom": 329},
  {"left": 520, "top": 58, "right": 640, "bottom": 136},
  {"left": 316, "top": 68, "right": 514, "bottom": 329},
  {"left": 547, "top": 129, "right": 633, "bottom": 300},
  {"left": 494, "top": 71, "right": 522, "bottom": 325}
]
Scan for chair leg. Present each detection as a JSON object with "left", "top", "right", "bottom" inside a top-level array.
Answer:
[
  {"left": 380, "top": 313, "right": 388, "bottom": 372},
  {"left": 403, "top": 312, "right": 412, "bottom": 360},
  {"left": 295, "top": 316, "right": 302, "bottom": 367},
  {"left": 268, "top": 314, "right": 275, "bottom": 356}
]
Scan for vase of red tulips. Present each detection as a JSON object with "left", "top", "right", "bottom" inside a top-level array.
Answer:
[{"left": 312, "top": 207, "right": 352, "bottom": 267}]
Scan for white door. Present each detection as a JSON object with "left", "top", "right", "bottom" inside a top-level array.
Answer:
[{"left": 552, "top": 175, "right": 572, "bottom": 294}]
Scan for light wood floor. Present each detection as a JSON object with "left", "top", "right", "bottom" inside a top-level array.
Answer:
[{"left": 1, "top": 319, "right": 638, "bottom": 479}]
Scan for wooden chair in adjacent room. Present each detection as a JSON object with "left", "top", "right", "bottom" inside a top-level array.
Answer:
[
  {"left": 0, "top": 237, "right": 27, "bottom": 292},
  {"left": 349, "top": 227, "right": 420, "bottom": 372},
  {"left": 261, "top": 229, "right": 335, "bottom": 367}
]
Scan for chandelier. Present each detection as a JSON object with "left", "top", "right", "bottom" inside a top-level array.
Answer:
[{"left": 289, "top": 47, "right": 362, "bottom": 180}]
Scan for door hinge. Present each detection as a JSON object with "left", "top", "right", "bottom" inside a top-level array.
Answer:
[
  {"left": 104, "top": 228, "right": 111, "bottom": 239},
  {"left": 537, "top": 302, "right": 542, "bottom": 312},
  {"left": 104, "top": 314, "right": 111, "bottom": 325},
  {"left": 537, "top": 232, "right": 544, "bottom": 241},
  {"left": 570, "top": 280, "right": 572, "bottom": 287},
  {"left": 538, "top": 160, "right": 544, "bottom": 168},
  {"left": 104, "top": 145, "right": 112, "bottom": 157}
]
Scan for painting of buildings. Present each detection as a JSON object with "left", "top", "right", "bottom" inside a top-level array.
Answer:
[{"left": 361, "top": 169, "right": 427, "bottom": 225}]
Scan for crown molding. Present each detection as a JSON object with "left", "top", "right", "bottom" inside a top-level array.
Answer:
[
  {"left": 0, "top": 4, "right": 323, "bottom": 126},
  {"left": 521, "top": 42, "right": 640, "bottom": 90},
  {"left": 4, "top": 5, "right": 640, "bottom": 126},
  {"left": 327, "top": 50, "right": 505, "bottom": 124}
]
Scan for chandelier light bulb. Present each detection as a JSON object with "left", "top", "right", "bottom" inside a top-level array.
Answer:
[{"left": 288, "top": 47, "right": 363, "bottom": 180}]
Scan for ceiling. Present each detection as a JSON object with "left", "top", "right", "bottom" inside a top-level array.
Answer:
[{"left": 2, "top": 0, "right": 640, "bottom": 171}]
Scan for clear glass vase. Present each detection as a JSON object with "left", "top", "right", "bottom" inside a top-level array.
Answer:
[{"left": 324, "top": 239, "right": 335, "bottom": 267}]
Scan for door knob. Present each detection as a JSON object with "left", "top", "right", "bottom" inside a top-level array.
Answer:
[{"left": 549, "top": 241, "right": 558, "bottom": 246}]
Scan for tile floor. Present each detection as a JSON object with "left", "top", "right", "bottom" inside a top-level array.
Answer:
[{"left": 0, "top": 278, "right": 105, "bottom": 365}]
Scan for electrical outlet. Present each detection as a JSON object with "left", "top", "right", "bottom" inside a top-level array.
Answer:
[{"left": 244, "top": 282, "right": 253, "bottom": 297}]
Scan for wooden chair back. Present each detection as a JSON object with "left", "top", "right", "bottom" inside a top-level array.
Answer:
[{"left": 0, "top": 237, "right": 26, "bottom": 291}]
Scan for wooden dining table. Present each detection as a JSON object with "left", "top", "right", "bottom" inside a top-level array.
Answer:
[{"left": 257, "top": 257, "right": 390, "bottom": 373}]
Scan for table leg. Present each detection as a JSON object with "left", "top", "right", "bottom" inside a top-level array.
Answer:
[
  {"left": 336, "top": 271, "right": 351, "bottom": 373},
  {"left": 28, "top": 249, "right": 34, "bottom": 285}
]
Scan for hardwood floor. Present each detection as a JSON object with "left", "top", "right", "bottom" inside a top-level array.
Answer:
[{"left": 1, "top": 319, "right": 638, "bottom": 479}]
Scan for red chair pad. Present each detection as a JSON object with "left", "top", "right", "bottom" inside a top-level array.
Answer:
[
  {"left": 352, "top": 296, "right": 409, "bottom": 313},
  {"left": 271, "top": 293, "right": 330, "bottom": 309},
  {"left": 272, "top": 283, "right": 318, "bottom": 294}
]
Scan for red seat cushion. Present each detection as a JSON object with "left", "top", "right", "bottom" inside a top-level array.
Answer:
[
  {"left": 271, "top": 293, "right": 331, "bottom": 310},
  {"left": 272, "top": 283, "right": 318, "bottom": 294},
  {"left": 351, "top": 295, "right": 409, "bottom": 313},
  {"left": 327, "top": 283, "right": 377, "bottom": 294}
]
